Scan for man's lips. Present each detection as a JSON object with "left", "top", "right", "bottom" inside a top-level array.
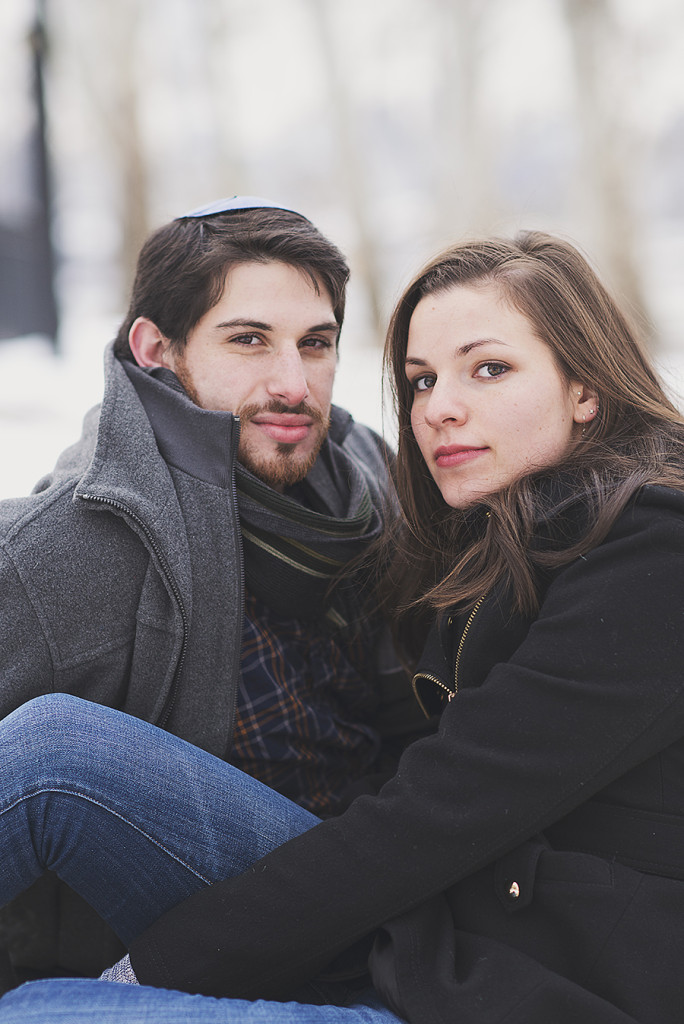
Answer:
[
  {"left": 249, "top": 413, "right": 314, "bottom": 444},
  {"left": 434, "top": 445, "right": 489, "bottom": 468}
]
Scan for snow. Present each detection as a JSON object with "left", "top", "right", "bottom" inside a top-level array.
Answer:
[
  {"left": 0, "top": 310, "right": 389, "bottom": 500},
  {"left": 1, "top": 296, "right": 683, "bottom": 502}
]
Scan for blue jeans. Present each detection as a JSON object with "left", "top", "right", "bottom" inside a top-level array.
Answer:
[
  {"left": 0, "top": 980, "right": 398, "bottom": 1023},
  {"left": 0, "top": 694, "right": 403, "bottom": 1023}
]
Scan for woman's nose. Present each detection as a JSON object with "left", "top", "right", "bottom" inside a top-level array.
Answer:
[{"left": 423, "top": 380, "right": 468, "bottom": 427}]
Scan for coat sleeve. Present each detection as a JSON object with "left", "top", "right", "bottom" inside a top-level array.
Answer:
[
  {"left": 129, "top": 498, "right": 684, "bottom": 999},
  {"left": 0, "top": 546, "right": 54, "bottom": 717}
]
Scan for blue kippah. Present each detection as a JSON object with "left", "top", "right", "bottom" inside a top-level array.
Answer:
[{"left": 177, "top": 195, "right": 303, "bottom": 219}]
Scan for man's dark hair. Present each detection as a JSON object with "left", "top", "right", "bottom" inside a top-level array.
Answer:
[{"left": 113, "top": 207, "right": 350, "bottom": 360}]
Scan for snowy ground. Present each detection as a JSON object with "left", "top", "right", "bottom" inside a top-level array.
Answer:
[
  {"left": 1, "top": 309, "right": 684, "bottom": 502},
  {"left": 0, "top": 311, "right": 388, "bottom": 500}
]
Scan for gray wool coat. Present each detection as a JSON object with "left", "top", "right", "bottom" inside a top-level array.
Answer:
[{"left": 0, "top": 344, "right": 401, "bottom": 976}]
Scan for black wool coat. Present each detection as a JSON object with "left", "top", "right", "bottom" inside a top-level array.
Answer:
[{"left": 130, "top": 484, "right": 684, "bottom": 1024}]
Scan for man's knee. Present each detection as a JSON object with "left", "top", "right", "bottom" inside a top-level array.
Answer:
[{"left": 1, "top": 693, "right": 96, "bottom": 779}]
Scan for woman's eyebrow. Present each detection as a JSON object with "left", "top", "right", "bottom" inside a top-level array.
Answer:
[
  {"left": 406, "top": 338, "right": 511, "bottom": 366},
  {"left": 457, "top": 337, "right": 511, "bottom": 356}
]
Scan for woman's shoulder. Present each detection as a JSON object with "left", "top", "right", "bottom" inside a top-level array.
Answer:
[
  {"left": 618, "top": 483, "right": 684, "bottom": 535},
  {"left": 579, "top": 484, "right": 684, "bottom": 569},
  {"left": 635, "top": 482, "right": 684, "bottom": 513},
  {"left": 569, "top": 484, "right": 684, "bottom": 597}
]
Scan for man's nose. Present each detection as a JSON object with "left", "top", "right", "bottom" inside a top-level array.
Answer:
[
  {"left": 267, "top": 347, "right": 310, "bottom": 406},
  {"left": 423, "top": 379, "right": 467, "bottom": 428}
]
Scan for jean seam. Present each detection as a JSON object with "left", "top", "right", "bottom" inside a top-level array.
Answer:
[{"left": 0, "top": 787, "right": 214, "bottom": 884}]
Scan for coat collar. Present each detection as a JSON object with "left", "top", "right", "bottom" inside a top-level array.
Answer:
[
  {"left": 73, "top": 346, "right": 368, "bottom": 611},
  {"left": 74, "top": 347, "right": 206, "bottom": 609}
]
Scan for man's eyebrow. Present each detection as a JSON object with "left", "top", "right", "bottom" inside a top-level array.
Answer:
[
  {"left": 405, "top": 337, "right": 510, "bottom": 365},
  {"left": 308, "top": 321, "right": 340, "bottom": 335},
  {"left": 213, "top": 319, "right": 340, "bottom": 335},
  {"left": 214, "top": 319, "right": 272, "bottom": 331}
]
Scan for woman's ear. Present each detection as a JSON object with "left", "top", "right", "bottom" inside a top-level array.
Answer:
[
  {"left": 128, "top": 317, "right": 172, "bottom": 369},
  {"left": 571, "top": 384, "right": 600, "bottom": 425}
]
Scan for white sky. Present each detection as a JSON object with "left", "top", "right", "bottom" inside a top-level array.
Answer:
[{"left": 2, "top": 0, "right": 684, "bottom": 497}]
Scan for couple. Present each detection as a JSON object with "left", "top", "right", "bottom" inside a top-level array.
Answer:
[{"left": 1, "top": 198, "right": 684, "bottom": 1023}]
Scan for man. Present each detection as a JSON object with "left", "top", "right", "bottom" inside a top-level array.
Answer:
[{"left": 0, "top": 197, "right": 422, "bottom": 980}]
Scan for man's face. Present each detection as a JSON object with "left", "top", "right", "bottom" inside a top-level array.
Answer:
[{"left": 163, "top": 261, "right": 339, "bottom": 491}]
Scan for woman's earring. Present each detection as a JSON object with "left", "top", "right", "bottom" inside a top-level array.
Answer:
[{"left": 583, "top": 407, "right": 597, "bottom": 436}]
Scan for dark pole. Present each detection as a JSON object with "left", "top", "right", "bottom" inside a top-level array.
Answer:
[{"left": 29, "top": 0, "right": 58, "bottom": 348}]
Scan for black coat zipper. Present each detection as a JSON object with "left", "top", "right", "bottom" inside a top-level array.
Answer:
[
  {"left": 411, "top": 596, "right": 486, "bottom": 716},
  {"left": 411, "top": 671, "right": 456, "bottom": 717},
  {"left": 453, "top": 596, "right": 485, "bottom": 694}
]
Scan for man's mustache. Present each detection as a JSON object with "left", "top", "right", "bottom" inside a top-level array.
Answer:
[{"left": 238, "top": 400, "right": 328, "bottom": 427}]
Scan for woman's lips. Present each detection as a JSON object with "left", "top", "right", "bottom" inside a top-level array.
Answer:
[{"left": 434, "top": 445, "right": 489, "bottom": 468}]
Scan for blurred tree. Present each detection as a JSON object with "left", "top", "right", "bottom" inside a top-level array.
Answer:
[
  {"left": 201, "top": 0, "right": 248, "bottom": 199},
  {"left": 0, "top": 1, "right": 58, "bottom": 346},
  {"left": 562, "top": 0, "right": 652, "bottom": 336},
  {"left": 306, "top": 0, "right": 385, "bottom": 344},
  {"left": 105, "top": 0, "right": 150, "bottom": 293},
  {"left": 433, "top": 0, "right": 496, "bottom": 241},
  {"left": 58, "top": 0, "right": 150, "bottom": 301}
]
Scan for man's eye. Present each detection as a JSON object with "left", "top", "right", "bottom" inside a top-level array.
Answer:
[
  {"left": 411, "top": 374, "right": 435, "bottom": 392},
  {"left": 301, "top": 337, "right": 333, "bottom": 350},
  {"left": 475, "top": 362, "right": 509, "bottom": 379},
  {"left": 231, "top": 334, "right": 262, "bottom": 346}
]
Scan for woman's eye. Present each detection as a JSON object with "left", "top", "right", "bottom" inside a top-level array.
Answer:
[
  {"left": 411, "top": 374, "right": 436, "bottom": 392},
  {"left": 475, "top": 362, "right": 509, "bottom": 379}
]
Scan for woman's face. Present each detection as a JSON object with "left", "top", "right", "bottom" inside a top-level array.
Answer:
[{"left": 406, "top": 283, "right": 593, "bottom": 509}]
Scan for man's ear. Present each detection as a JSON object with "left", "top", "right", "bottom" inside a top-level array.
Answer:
[{"left": 128, "top": 317, "right": 173, "bottom": 369}]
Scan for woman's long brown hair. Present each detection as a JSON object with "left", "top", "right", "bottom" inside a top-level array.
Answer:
[{"left": 381, "top": 231, "right": 684, "bottom": 661}]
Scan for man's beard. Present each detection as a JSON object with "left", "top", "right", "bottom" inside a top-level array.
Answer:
[
  {"left": 237, "top": 400, "right": 330, "bottom": 489},
  {"left": 172, "top": 361, "right": 329, "bottom": 489}
]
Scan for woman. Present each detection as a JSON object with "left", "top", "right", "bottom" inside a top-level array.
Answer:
[{"left": 2, "top": 230, "right": 684, "bottom": 1023}]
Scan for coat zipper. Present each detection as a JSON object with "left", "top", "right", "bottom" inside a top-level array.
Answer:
[
  {"left": 411, "top": 596, "right": 485, "bottom": 716},
  {"left": 227, "top": 422, "right": 245, "bottom": 748},
  {"left": 411, "top": 672, "right": 455, "bottom": 718},
  {"left": 79, "top": 492, "right": 189, "bottom": 729},
  {"left": 453, "top": 596, "right": 485, "bottom": 694}
]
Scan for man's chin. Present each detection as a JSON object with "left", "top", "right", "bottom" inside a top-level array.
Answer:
[{"left": 238, "top": 443, "right": 322, "bottom": 491}]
